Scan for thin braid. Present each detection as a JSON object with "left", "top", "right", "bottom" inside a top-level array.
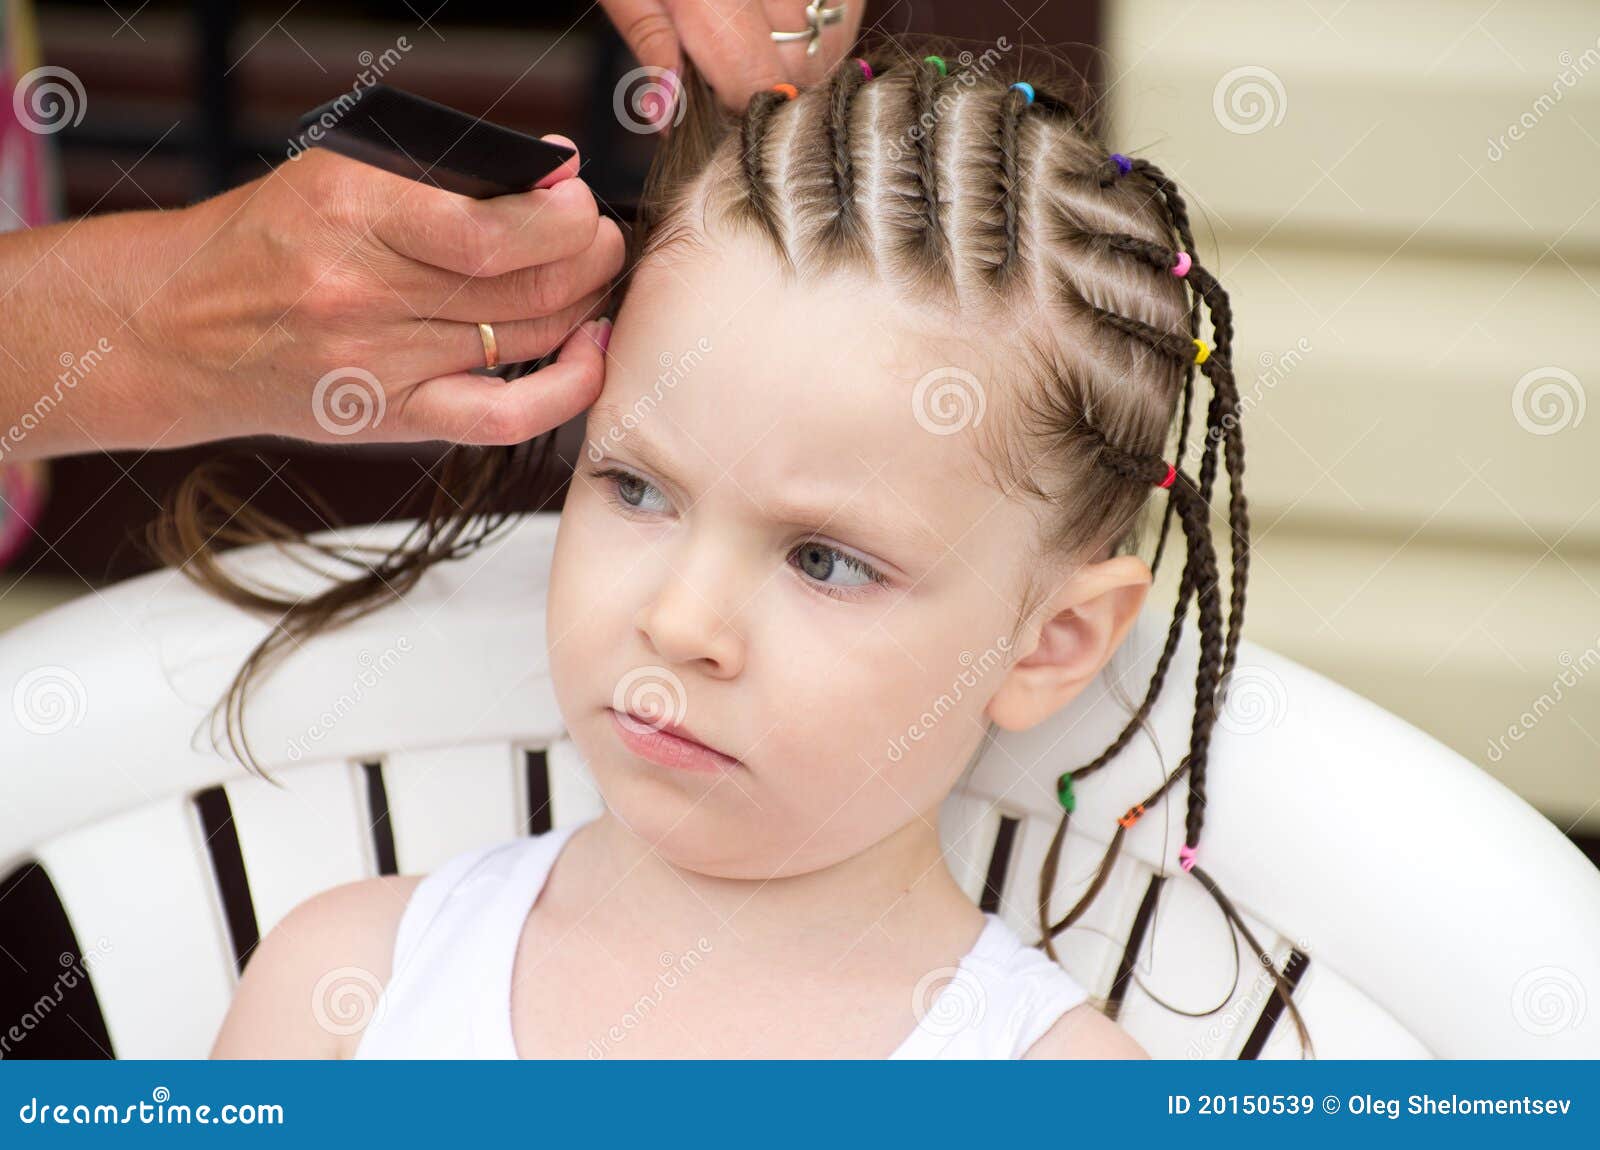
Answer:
[
  {"left": 1117, "top": 157, "right": 1206, "bottom": 580},
  {"left": 996, "top": 86, "right": 1029, "bottom": 276},
  {"left": 823, "top": 63, "right": 867, "bottom": 256},
  {"left": 910, "top": 60, "right": 946, "bottom": 269},
  {"left": 740, "top": 90, "right": 789, "bottom": 254}
]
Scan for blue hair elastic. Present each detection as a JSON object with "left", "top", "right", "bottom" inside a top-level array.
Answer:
[{"left": 1011, "top": 81, "right": 1035, "bottom": 105}]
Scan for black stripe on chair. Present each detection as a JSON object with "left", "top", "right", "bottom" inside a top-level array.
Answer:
[
  {"left": 525, "top": 748, "right": 552, "bottom": 835},
  {"left": 1237, "top": 947, "right": 1310, "bottom": 1059},
  {"left": 193, "top": 786, "right": 260, "bottom": 976},
  {"left": 0, "top": 861, "right": 116, "bottom": 1058},
  {"left": 979, "top": 814, "right": 1021, "bottom": 913},
  {"left": 361, "top": 762, "right": 399, "bottom": 876}
]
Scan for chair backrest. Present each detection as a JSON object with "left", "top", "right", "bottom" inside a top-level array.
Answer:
[{"left": 3, "top": 512, "right": 1597, "bottom": 1059}]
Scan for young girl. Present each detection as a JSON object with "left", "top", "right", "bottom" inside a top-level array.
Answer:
[{"left": 198, "top": 40, "right": 1309, "bottom": 1058}]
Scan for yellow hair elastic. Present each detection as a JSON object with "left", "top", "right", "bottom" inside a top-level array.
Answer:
[{"left": 1193, "top": 338, "right": 1211, "bottom": 365}]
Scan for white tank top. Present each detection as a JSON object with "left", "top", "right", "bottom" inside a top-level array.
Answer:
[{"left": 353, "top": 817, "right": 1090, "bottom": 1059}]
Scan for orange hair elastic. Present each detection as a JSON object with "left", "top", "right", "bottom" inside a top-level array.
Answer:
[
  {"left": 1118, "top": 804, "right": 1146, "bottom": 829},
  {"left": 770, "top": 82, "right": 799, "bottom": 101}
]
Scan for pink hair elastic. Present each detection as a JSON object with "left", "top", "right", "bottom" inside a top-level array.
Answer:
[
  {"left": 1171, "top": 250, "right": 1192, "bottom": 277},
  {"left": 1157, "top": 462, "right": 1177, "bottom": 489},
  {"left": 854, "top": 58, "right": 873, "bottom": 80},
  {"left": 1178, "top": 844, "right": 1198, "bottom": 872}
]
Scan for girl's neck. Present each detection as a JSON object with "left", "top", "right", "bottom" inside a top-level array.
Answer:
[{"left": 551, "top": 807, "right": 983, "bottom": 967}]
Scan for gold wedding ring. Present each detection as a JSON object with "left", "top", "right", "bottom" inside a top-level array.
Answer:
[{"left": 477, "top": 322, "right": 499, "bottom": 370}]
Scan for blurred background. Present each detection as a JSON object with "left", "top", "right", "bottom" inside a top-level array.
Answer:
[{"left": 0, "top": 0, "right": 1594, "bottom": 1052}]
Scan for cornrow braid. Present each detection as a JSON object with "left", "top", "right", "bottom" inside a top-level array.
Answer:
[
  {"left": 739, "top": 89, "right": 791, "bottom": 256},
  {"left": 823, "top": 63, "right": 867, "bottom": 254},
  {"left": 908, "top": 57, "right": 948, "bottom": 273},
  {"left": 996, "top": 85, "right": 1030, "bottom": 279}
]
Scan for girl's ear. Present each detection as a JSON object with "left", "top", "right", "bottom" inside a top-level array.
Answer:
[{"left": 986, "top": 554, "right": 1153, "bottom": 732}]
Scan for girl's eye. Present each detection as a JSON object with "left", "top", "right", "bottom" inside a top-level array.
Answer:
[
  {"left": 591, "top": 467, "right": 671, "bottom": 514},
  {"left": 588, "top": 466, "right": 889, "bottom": 601},
  {"left": 790, "top": 540, "right": 889, "bottom": 601}
]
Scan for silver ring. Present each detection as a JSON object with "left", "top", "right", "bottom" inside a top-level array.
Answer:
[{"left": 770, "top": 1, "right": 847, "bottom": 57}]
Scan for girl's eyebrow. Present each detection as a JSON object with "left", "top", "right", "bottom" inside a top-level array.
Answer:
[{"left": 588, "top": 413, "right": 947, "bottom": 561}]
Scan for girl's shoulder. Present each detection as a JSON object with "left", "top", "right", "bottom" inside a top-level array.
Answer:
[
  {"left": 1021, "top": 1001, "right": 1152, "bottom": 1059},
  {"left": 209, "top": 872, "right": 425, "bottom": 1060}
]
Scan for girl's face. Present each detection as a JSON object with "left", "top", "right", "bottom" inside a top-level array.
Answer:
[{"left": 547, "top": 229, "right": 1139, "bottom": 879}]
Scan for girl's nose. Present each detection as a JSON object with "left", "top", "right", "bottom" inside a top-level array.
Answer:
[{"left": 633, "top": 564, "right": 745, "bottom": 679}]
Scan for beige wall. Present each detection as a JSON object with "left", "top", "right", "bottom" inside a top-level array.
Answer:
[{"left": 1107, "top": 1, "right": 1598, "bottom": 830}]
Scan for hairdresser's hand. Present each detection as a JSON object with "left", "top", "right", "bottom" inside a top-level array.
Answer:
[
  {"left": 600, "top": 0, "right": 866, "bottom": 110},
  {"left": 141, "top": 140, "right": 621, "bottom": 449}
]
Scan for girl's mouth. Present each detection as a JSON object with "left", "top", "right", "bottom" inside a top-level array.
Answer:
[{"left": 607, "top": 708, "right": 743, "bottom": 773}]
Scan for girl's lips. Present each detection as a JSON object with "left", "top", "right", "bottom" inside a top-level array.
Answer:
[{"left": 608, "top": 708, "right": 743, "bottom": 773}]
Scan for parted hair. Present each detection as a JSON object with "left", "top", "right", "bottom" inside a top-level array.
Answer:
[{"left": 153, "top": 35, "right": 1308, "bottom": 1055}]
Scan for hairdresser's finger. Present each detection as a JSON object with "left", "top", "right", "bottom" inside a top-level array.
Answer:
[
  {"left": 419, "top": 216, "right": 624, "bottom": 324},
  {"left": 398, "top": 320, "right": 611, "bottom": 446},
  {"left": 534, "top": 134, "right": 582, "bottom": 187},
  {"left": 372, "top": 172, "right": 603, "bottom": 278},
  {"left": 410, "top": 287, "right": 608, "bottom": 377},
  {"left": 669, "top": 0, "right": 787, "bottom": 109},
  {"left": 601, "top": 0, "right": 681, "bottom": 75}
]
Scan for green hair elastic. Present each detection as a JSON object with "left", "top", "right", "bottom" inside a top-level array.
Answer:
[
  {"left": 923, "top": 55, "right": 948, "bottom": 76},
  {"left": 1057, "top": 773, "right": 1076, "bottom": 813}
]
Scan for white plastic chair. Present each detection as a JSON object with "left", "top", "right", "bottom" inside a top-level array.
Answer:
[{"left": 3, "top": 511, "right": 1596, "bottom": 1059}]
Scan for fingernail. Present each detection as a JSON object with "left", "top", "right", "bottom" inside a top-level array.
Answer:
[
  {"left": 592, "top": 317, "right": 613, "bottom": 353},
  {"left": 535, "top": 134, "right": 577, "bottom": 188}
]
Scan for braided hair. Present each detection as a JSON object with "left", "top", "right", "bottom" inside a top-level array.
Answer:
[{"left": 622, "top": 40, "right": 1309, "bottom": 1056}]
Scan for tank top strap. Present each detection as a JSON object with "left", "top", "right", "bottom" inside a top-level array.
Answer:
[
  {"left": 356, "top": 819, "right": 590, "bottom": 1058},
  {"left": 889, "top": 913, "right": 1091, "bottom": 1059}
]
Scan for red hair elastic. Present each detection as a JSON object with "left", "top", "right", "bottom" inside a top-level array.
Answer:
[{"left": 1157, "top": 462, "right": 1176, "bottom": 489}]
